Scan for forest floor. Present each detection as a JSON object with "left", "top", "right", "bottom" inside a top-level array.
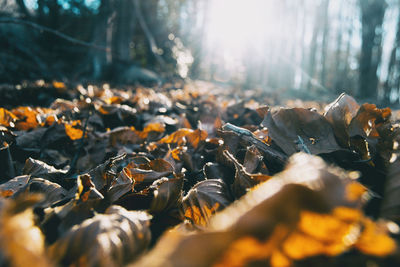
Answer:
[{"left": 0, "top": 80, "right": 400, "bottom": 267}]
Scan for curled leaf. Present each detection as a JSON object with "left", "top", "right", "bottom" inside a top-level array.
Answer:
[
  {"left": 324, "top": 93, "right": 360, "bottom": 147},
  {"left": 0, "top": 195, "right": 52, "bottom": 267},
  {"left": 183, "top": 179, "right": 233, "bottom": 226},
  {"left": 15, "top": 178, "right": 67, "bottom": 207},
  {"left": 23, "top": 158, "right": 68, "bottom": 185},
  {"left": 0, "top": 175, "right": 30, "bottom": 198},
  {"left": 149, "top": 175, "right": 184, "bottom": 214},
  {"left": 223, "top": 150, "right": 271, "bottom": 198},
  {"left": 49, "top": 206, "right": 151, "bottom": 267}
]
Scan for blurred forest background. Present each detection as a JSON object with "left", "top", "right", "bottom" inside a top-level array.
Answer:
[{"left": 2, "top": 0, "right": 400, "bottom": 104}]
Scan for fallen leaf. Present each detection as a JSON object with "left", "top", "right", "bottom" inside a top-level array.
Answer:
[
  {"left": 263, "top": 108, "right": 341, "bottom": 155},
  {"left": 183, "top": 179, "right": 233, "bottom": 226},
  {"left": 49, "top": 206, "right": 152, "bottom": 266}
]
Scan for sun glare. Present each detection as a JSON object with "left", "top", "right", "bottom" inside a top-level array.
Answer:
[
  {"left": 207, "top": 1, "right": 280, "bottom": 56},
  {"left": 205, "top": 0, "right": 294, "bottom": 80}
]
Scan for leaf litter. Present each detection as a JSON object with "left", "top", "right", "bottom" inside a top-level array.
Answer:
[{"left": 0, "top": 82, "right": 400, "bottom": 266}]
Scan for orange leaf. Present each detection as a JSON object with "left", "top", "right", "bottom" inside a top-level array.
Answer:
[
  {"left": 138, "top": 123, "right": 165, "bottom": 139},
  {"left": 52, "top": 81, "right": 66, "bottom": 89},
  {"left": 0, "top": 108, "right": 17, "bottom": 127},
  {"left": 186, "top": 129, "right": 208, "bottom": 148},
  {"left": 355, "top": 218, "right": 396, "bottom": 256},
  {"left": 65, "top": 120, "right": 84, "bottom": 140},
  {"left": 11, "top": 107, "right": 39, "bottom": 130},
  {"left": 184, "top": 202, "right": 220, "bottom": 226}
]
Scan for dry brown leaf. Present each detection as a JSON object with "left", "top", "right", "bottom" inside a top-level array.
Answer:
[
  {"left": 0, "top": 195, "right": 52, "bottom": 267},
  {"left": 132, "top": 153, "right": 393, "bottom": 267},
  {"left": 0, "top": 175, "right": 30, "bottom": 198},
  {"left": 324, "top": 93, "right": 360, "bottom": 147},
  {"left": 49, "top": 206, "right": 152, "bottom": 267},
  {"left": 263, "top": 108, "right": 341, "bottom": 155},
  {"left": 183, "top": 179, "right": 233, "bottom": 226}
]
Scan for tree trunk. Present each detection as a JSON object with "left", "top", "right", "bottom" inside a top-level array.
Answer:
[
  {"left": 334, "top": 0, "right": 344, "bottom": 93},
  {"left": 111, "top": 0, "right": 135, "bottom": 61},
  {"left": 359, "top": 0, "right": 387, "bottom": 99},
  {"left": 320, "top": 0, "right": 330, "bottom": 87},
  {"left": 91, "top": 0, "right": 111, "bottom": 79},
  {"left": 307, "top": 3, "right": 322, "bottom": 91},
  {"left": 384, "top": 2, "right": 400, "bottom": 104}
]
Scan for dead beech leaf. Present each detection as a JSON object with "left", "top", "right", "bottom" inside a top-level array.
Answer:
[
  {"left": 138, "top": 122, "right": 165, "bottom": 139},
  {"left": 49, "top": 206, "right": 151, "bottom": 267},
  {"left": 355, "top": 217, "right": 396, "bottom": 256},
  {"left": 0, "top": 195, "right": 52, "bottom": 267},
  {"left": 52, "top": 81, "right": 66, "bottom": 89},
  {"left": 0, "top": 108, "right": 17, "bottom": 127},
  {"left": 243, "top": 145, "right": 268, "bottom": 174},
  {"left": 223, "top": 150, "right": 271, "bottom": 198},
  {"left": 348, "top": 103, "right": 391, "bottom": 139},
  {"left": 124, "top": 158, "right": 174, "bottom": 189},
  {"left": 149, "top": 175, "right": 184, "bottom": 213},
  {"left": 23, "top": 158, "right": 68, "bottom": 185},
  {"left": 263, "top": 108, "right": 341, "bottom": 155},
  {"left": 76, "top": 174, "right": 104, "bottom": 202},
  {"left": 64, "top": 120, "right": 84, "bottom": 140},
  {"left": 186, "top": 129, "right": 208, "bottom": 148},
  {"left": 381, "top": 151, "right": 400, "bottom": 221},
  {"left": 183, "top": 179, "right": 233, "bottom": 226},
  {"left": 85, "top": 154, "right": 126, "bottom": 193},
  {"left": 107, "top": 165, "right": 135, "bottom": 202},
  {"left": 157, "top": 128, "right": 207, "bottom": 149},
  {"left": 0, "top": 175, "right": 30, "bottom": 198},
  {"left": 15, "top": 178, "right": 67, "bottom": 207},
  {"left": 11, "top": 107, "right": 39, "bottom": 130},
  {"left": 106, "top": 126, "right": 142, "bottom": 146},
  {"left": 132, "top": 153, "right": 393, "bottom": 267},
  {"left": 324, "top": 93, "right": 360, "bottom": 147}
]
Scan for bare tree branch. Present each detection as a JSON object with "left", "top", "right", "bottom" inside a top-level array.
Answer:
[{"left": 0, "top": 18, "right": 110, "bottom": 51}]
